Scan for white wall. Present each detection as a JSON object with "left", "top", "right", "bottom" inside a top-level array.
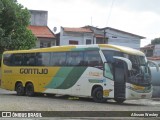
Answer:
[
  {"left": 105, "top": 29, "right": 141, "bottom": 49},
  {"left": 60, "top": 28, "right": 93, "bottom": 45},
  {"left": 59, "top": 27, "right": 142, "bottom": 49},
  {"left": 35, "top": 38, "right": 56, "bottom": 48},
  {"left": 35, "top": 40, "right": 40, "bottom": 48},
  {"left": 30, "top": 10, "right": 48, "bottom": 26},
  {"left": 108, "top": 38, "right": 140, "bottom": 49},
  {"left": 154, "top": 44, "right": 160, "bottom": 56}
]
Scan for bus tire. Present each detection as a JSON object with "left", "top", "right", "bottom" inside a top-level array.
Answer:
[
  {"left": 114, "top": 98, "right": 125, "bottom": 104},
  {"left": 46, "top": 93, "right": 55, "bottom": 97},
  {"left": 16, "top": 83, "right": 25, "bottom": 96},
  {"left": 92, "top": 87, "right": 106, "bottom": 103},
  {"left": 25, "top": 83, "right": 34, "bottom": 97}
]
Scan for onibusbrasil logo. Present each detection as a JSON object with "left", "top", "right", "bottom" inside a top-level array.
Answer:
[{"left": 1, "top": 112, "right": 42, "bottom": 118}]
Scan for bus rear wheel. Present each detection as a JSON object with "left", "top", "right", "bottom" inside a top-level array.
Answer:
[
  {"left": 16, "top": 83, "right": 25, "bottom": 96},
  {"left": 25, "top": 83, "right": 34, "bottom": 97},
  {"left": 92, "top": 87, "right": 106, "bottom": 103}
]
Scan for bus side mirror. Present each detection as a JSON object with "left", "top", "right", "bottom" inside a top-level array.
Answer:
[
  {"left": 113, "top": 56, "right": 132, "bottom": 70},
  {"left": 104, "top": 56, "right": 132, "bottom": 79},
  {"left": 105, "top": 56, "right": 115, "bottom": 64},
  {"left": 148, "top": 60, "right": 159, "bottom": 72}
]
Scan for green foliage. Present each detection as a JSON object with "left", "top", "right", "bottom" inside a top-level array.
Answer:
[
  {"left": 0, "top": 0, "right": 36, "bottom": 53},
  {"left": 151, "top": 37, "right": 160, "bottom": 45}
]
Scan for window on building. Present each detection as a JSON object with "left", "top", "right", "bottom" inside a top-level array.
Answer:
[
  {"left": 69, "top": 40, "right": 78, "bottom": 45},
  {"left": 96, "top": 38, "right": 104, "bottom": 44},
  {"left": 86, "top": 39, "right": 92, "bottom": 44},
  {"left": 96, "top": 38, "right": 108, "bottom": 44},
  {"left": 40, "top": 42, "right": 51, "bottom": 48}
]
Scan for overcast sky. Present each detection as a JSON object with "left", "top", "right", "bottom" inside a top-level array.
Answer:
[{"left": 17, "top": 0, "right": 160, "bottom": 47}]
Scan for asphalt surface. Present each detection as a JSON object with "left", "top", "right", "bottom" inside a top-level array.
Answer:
[{"left": 0, "top": 88, "right": 160, "bottom": 120}]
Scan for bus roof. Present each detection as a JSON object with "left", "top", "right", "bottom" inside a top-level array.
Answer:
[
  {"left": 99, "top": 44, "right": 145, "bottom": 56},
  {"left": 3, "top": 44, "right": 144, "bottom": 56}
]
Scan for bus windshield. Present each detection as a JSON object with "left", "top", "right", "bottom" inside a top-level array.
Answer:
[
  {"left": 102, "top": 50, "right": 151, "bottom": 86},
  {"left": 128, "top": 55, "right": 147, "bottom": 66},
  {"left": 102, "top": 50, "right": 147, "bottom": 67},
  {"left": 102, "top": 50, "right": 123, "bottom": 62}
]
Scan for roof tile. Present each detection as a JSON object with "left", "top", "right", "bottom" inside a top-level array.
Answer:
[
  {"left": 148, "top": 56, "right": 160, "bottom": 60},
  {"left": 63, "top": 27, "right": 92, "bottom": 33},
  {"left": 28, "top": 25, "right": 55, "bottom": 38},
  {"left": 95, "top": 34, "right": 104, "bottom": 38}
]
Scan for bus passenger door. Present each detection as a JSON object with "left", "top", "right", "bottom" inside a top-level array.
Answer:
[
  {"left": 104, "top": 56, "right": 132, "bottom": 103},
  {"left": 113, "top": 59, "right": 127, "bottom": 102}
]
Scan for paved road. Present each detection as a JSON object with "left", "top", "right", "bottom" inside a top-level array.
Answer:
[
  {"left": 0, "top": 88, "right": 160, "bottom": 111},
  {"left": 0, "top": 88, "right": 160, "bottom": 119}
]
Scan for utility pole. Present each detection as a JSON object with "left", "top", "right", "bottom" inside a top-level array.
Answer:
[
  {"left": 104, "top": 29, "right": 106, "bottom": 44},
  {"left": 103, "top": 29, "right": 108, "bottom": 44}
]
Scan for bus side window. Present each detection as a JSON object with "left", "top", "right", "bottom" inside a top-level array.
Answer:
[
  {"left": 66, "top": 52, "right": 84, "bottom": 66},
  {"left": 23, "top": 53, "right": 36, "bottom": 66},
  {"left": 36, "top": 53, "right": 51, "bottom": 66},
  {"left": 3, "top": 54, "right": 13, "bottom": 66},
  {"left": 51, "top": 52, "right": 67, "bottom": 66},
  {"left": 84, "top": 51, "right": 103, "bottom": 67},
  {"left": 13, "top": 54, "right": 23, "bottom": 66},
  {"left": 28, "top": 58, "right": 35, "bottom": 66}
]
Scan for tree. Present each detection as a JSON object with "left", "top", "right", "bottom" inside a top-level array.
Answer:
[
  {"left": 151, "top": 37, "right": 160, "bottom": 45},
  {"left": 0, "top": 0, "right": 36, "bottom": 53}
]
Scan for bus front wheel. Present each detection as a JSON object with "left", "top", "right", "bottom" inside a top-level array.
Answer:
[
  {"left": 25, "top": 83, "right": 34, "bottom": 97},
  {"left": 92, "top": 87, "right": 106, "bottom": 103},
  {"left": 114, "top": 98, "right": 125, "bottom": 104},
  {"left": 16, "top": 83, "right": 25, "bottom": 96}
]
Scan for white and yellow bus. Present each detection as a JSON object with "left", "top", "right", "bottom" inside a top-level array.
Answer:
[{"left": 0, "top": 44, "right": 155, "bottom": 103}]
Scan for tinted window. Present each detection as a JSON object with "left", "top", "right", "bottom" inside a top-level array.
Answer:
[
  {"left": 23, "top": 53, "right": 36, "bottom": 66},
  {"left": 66, "top": 52, "right": 84, "bottom": 66},
  {"left": 139, "top": 56, "right": 147, "bottom": 66},
  {"left": 37, "top": 52, "right": 51, "bottom": 66},
  {"left": 12, "top": 54, "right": 23, "bottom": 66},
  {"left": 84, "top": 51, "right": 102, "bottom": 67},
  {"left": 129, "top": 55, "right": 146, "bottom": 66},
  {"left": 51, "top": 52, "right": 66, "bottom": 66},
  {"left": 102, "top": 50, "right": 123, "bottom": 62},
  {"left": 3, "top": 54, "right": 12, "bottom": 66}
]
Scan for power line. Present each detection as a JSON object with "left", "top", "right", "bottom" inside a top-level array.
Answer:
[{"left": 106, "top": 0, "right": 116, "bottom": 26}]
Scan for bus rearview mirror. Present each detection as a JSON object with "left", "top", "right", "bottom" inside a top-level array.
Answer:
[{"left": 113, "top": 56, "right": 132, "bottom": 70}]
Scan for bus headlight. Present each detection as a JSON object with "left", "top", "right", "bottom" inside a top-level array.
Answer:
[{"left": 132, "top": 85, "right": 145, "bottom": 91}]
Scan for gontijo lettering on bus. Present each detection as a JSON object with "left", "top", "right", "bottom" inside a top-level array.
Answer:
[{"left": 20, "top": 68, "right": 48, "bottom": 74}]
